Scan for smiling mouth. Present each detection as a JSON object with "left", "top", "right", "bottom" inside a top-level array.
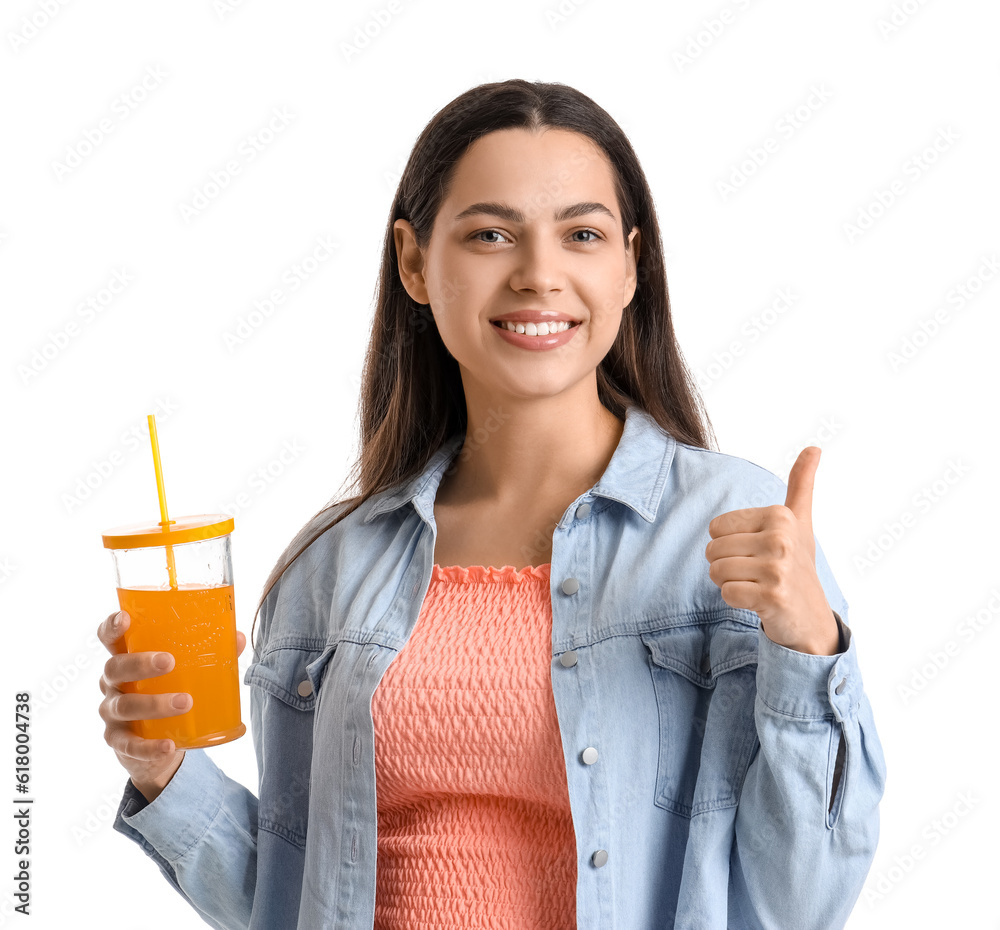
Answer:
[{"left": 490, "top": 320, "right": 580, "bottom": 332}]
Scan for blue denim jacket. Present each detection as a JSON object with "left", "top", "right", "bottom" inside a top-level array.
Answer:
[{"left": 114, "top": 403, "right": 886, "bottom": 929}]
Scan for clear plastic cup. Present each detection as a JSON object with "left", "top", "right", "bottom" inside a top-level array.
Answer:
[{"left": 101, "top": 514, "right": 245, "bottom": 749}]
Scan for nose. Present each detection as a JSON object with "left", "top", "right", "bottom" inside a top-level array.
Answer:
[{"left": 508, "top": 232, "right": 565, "bottom": 296}]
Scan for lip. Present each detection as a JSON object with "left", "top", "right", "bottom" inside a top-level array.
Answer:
[
  {"left": 489, "top": 310, "right": 581, "bottom": 324},
  {"left": 490, "top": 318, "right": 581, "bottom": 351}
]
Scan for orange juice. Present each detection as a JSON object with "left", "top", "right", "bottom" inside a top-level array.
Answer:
[{"left": 116, "top": 582, "right": 245, "bottom": 749}]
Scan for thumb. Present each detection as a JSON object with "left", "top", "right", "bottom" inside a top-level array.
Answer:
[{"left": 784, "top": 446, "right": 820, "bottom": 526}]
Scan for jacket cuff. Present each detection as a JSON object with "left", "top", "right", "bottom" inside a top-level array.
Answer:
[
  {"left": 116, "top": 748, "right": 225, "bottom": 861},
  {"left": 755, "top": 611, "right": 862, "bottom": 723}
]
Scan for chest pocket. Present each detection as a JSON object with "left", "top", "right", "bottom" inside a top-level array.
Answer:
[
  {"left": 640, "top": 621, "right": 759, "bottom": 819},
  {"left": 244, "top": 641, "right": 335, "bottom": 847}
]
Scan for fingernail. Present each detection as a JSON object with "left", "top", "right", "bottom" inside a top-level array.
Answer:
[
  {"left": 153, "top": 653, "right": 172, "bottom": 670},
  {"left": 172, "top": 694, "right": 191, "bottom": 710},
  {"left": 112, "top": 611, "right": 123, "bottom": 630}
]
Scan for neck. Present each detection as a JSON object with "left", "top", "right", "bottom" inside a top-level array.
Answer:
[{"left": 439, "top": 392, "right": 625, "bottom": 511}]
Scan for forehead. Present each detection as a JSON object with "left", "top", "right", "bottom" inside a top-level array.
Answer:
[{"left": 444, "top": 127, "right": 619, "bottom": 217}]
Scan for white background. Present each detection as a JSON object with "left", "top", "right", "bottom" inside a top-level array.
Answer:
[{"left": 2, "top": 0, "right": 998, "bottom": 926}]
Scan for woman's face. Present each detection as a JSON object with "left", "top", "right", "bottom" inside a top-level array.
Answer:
[{"left": 394, "top": 127, "right": 640, "bottom": 407}]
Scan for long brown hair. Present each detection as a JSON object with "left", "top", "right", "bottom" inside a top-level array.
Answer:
[{"left": 250, "top": 78, "right": 717, "bottom": 652}]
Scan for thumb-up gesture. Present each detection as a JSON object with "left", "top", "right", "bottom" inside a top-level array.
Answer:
[{"left": 705, "top": 447, "right": 841, "bottom": 655}]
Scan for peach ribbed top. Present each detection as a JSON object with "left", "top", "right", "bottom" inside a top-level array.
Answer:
[{"left": 371, "top": 562, "right": 577, "bottom": 929}]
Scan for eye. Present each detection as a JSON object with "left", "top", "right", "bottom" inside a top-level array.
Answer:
[
  {"left": 470, "top": 229, "right": 510, "bottom": 245},
  {"left": 470, "top": 228, "right": 603, "bottom": 246}
]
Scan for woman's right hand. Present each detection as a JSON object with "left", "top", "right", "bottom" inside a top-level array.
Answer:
[{"left": 98, "top": 609, "right": 247, "bottom": 803}]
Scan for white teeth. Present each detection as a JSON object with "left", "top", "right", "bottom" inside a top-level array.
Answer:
[{"left": 495, "top": 320, "right": 575, "bottom": 335}]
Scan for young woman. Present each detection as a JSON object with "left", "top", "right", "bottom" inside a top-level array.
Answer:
[{"left": 99, "top": 79, "right": 886, "bottom": 929}]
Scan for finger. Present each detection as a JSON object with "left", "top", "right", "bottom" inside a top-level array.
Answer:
[
  {"left": 106, "top": 724, "right": 177, "bottom": 762},
  {"left": 707, "top": 555, "right": 764, "bottom": 587},
  {"left": 784, "top": 446, "right": 820, "bottom": 526},
  {"left": 236, "top": 631, "right": 246, "bottom": 657},
  {"left": 103, "top": 651, "right": 175, "bottom": 688},
  {"left": 98, "top": 611, "right": 130, "bottom": 656},
  {"left": 708, "top": 507, "right": 767, "bottom": 539},
  {"left": 705, "top": 532, "right": 765, "bottom": 562},
  {"left": 716, "top": 579, "right": 761, "bottom": 613},
  {"left": 103, "top": 689, "right": 192, "bottom": 725}
]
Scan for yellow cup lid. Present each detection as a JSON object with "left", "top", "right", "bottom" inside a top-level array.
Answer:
[{"left": 102, "top": 513, "right": 234, "bottom": 549}]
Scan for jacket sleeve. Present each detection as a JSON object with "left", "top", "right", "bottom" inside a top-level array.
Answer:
[
  {"left": 110, "top": 581, "right": 283, "bottom": 928},
  {"left": 112, "top": 746, "right": 258, "bottom": 930},
  {"left": 730, "top": 603, "right": 887, "bottom": 929}
]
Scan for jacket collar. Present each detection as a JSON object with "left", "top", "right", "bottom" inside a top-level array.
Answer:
[{"left": 363, "top": 403, "right": 677, "bottom": 527}]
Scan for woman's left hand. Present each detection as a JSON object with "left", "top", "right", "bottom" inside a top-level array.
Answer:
[{"left": 705, "top": 446, "right": 841, "bottom": 656}]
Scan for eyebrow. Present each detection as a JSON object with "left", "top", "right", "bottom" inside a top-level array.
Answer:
[{"left": 452, "top": 201, "right": 617, "bottom": 223}]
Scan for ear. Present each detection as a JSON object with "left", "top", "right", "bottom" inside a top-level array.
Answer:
[
  {"left": 623, "top": 226, "right": 641, "bottom": 308},
  {"left": 393, "top": 219, "right": 430, "bottom": 304}
]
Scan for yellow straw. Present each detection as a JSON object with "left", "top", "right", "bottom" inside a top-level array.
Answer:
[{"left": 147, "top": 414, "right": 178, "bottom": 589}]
